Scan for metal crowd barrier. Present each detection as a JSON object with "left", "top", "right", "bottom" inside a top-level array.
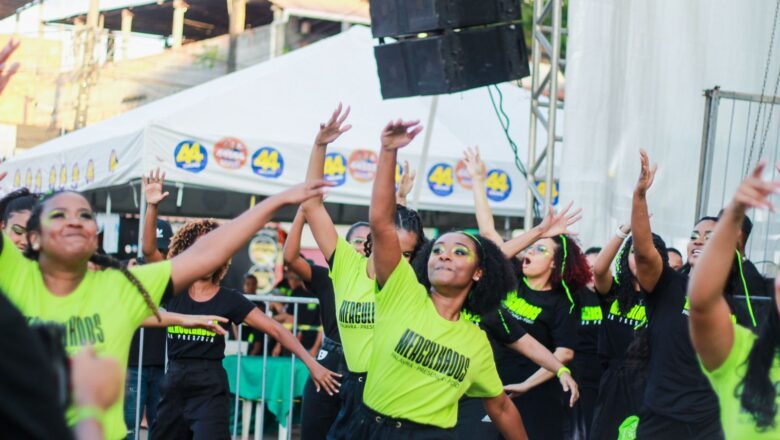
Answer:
[{"left": 130, "top": 294, "right": 321, "bottom": 440}]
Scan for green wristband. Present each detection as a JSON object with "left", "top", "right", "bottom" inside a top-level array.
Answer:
[
  {"left": 73, "top": 405, "right": 103, "bottom": 424},
  {"left": 556, "top": 366, "right": 571, "bottom": 378}
]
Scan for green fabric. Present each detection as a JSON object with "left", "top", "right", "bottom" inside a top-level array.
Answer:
[
  {"left": 223, "top": 355, "right": 309, "bottom": 428},
  {"left": 363, "top": 259, "right": 503, "bottom": 428},
  {"left": 328, "top": 237, "right": 375, "bottom": 372},
  {"left": 0, "top": 233, "right": 172, "bottom": 440},
  {"left": 702, "top": 322, "right": 780, "bottom": 438},
  {"left": 617, "top": 415, "right": 639, "bottom": 440}
]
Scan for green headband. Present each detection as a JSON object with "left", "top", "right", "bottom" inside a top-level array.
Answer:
[
  {"left": 559, "top": 235, "right": 575, "bottom": 313},
  {"left": 461, "top": 231, "right": 483, "bottom": 251}
]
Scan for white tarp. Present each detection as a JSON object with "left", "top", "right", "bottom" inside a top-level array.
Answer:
[
  {"left": 562, "top": 0, "right": 780, "bottom": 252},
  {"left": 0, "top": 25, "right": 558, "bottom": 217}
]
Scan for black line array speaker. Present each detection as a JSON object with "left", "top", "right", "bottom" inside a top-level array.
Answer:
[
  {"left": 370, "top": 0, "right": 529, "bottom": 99},
  {"left": 370, "top": 0, "right": 521, "bottom": 38},
  {"left": 374, "top": 24, "right": 529, "bottom": 99}
]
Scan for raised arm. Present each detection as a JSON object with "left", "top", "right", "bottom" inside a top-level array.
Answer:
[
  {"left": 300, "top": 104, "right": 351, "bottom": 260},
  {"left": 395, "top": 160, "right": 416, "bottom": 206},
  {"left": 141, "top": 169, "right": 170, "bottom": 263},
  {"left": 283, "top": 208, "right": 313, "bottom": 282},
  {"left": 463, "top": 147, "right": 504, "bottom": 246},
  {"left": 631, "top": 149, "right": 663, "bottom": 292},
  {"left": 501, "top": 202, "right": 582, "bottom": 259},
  {"left": 170, "top": 181, "right": 329, "bottom": 292},
  {"left": 0, "top": 39, "right": 20, "bottom": 96},
  {"left": 593, "top": 224, "right": 630, "bottom": 295},
  {"left": 371, "top": 120, "right": 423, "bottom": 286},
  {"left": 243, "top": 308, "right": 341, "bottom": 395},
  {"left": 690, "top": 162, "right": 779, "bottom": 371}
]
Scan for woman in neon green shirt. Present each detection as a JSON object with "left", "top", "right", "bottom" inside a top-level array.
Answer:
[
  {"left": 299, "top": 105, "right": 427, "bottom": 439},
  {"left": 0, "top": 181, "right": 329, "bottom": 439},
  {"left": 689, "top": 162, "right": 780, "bottom": 439},
  {"left": 343, "top": 119, "right": 526, "bottom": 439}
]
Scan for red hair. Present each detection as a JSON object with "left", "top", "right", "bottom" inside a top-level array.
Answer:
[{"left": 550, "top": 234, "right": 592, "bottom": 291}]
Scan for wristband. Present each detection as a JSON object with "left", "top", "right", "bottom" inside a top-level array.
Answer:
[
  {"left": 556, "top": 366, "right": 571, "bottom": 378},
  {"left": 616, "top": 227, "right": 630, "bottom": 240},
  {"left": 72, "top": 405, "right": 103, "bottom": 424}
]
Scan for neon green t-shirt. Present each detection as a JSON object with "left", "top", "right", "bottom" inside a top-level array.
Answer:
[
  {"left": 329, "top": 237, "right": 375, "bottom": 373},
  {"left": 702, "top": 322, "right": 780, "bottom": 439},
  {"left": 0, "top": 233, "right": 172, "bottom": 440},
  {"left": 363, "top": 259, "right": 504, "bottom": 428}
]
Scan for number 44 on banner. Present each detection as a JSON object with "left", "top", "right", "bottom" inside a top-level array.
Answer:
[{"left": 533, "top": 180, "right": 559, "bottom": 209}]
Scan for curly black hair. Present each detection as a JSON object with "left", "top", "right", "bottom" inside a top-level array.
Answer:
[
  {"left": 167, "top": 219, "right": 229, "bottom": 284},
  {"left": 614, "top": 234, "right": 668, "bottom": 314},
  {"left": 736, "top": 293, "right": 780, "bottom": 430},
  {"left": 411, "top": 231, "right": 517, "bottom": 316},
  {"left": 0, "top": 188, "right": 38, "bottom": 226},
  {"left": 24, "top": 191, "right": 160, "bottom": 321},
  {"left": 365, "top": 204, "right": 426, "bottom": 260}
]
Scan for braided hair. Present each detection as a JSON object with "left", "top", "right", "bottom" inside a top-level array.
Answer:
[
  {"left": 23, "top": 190, "right": 161, "bottom": 321},
  {"left": 365, "top": 204, "right": 426, "bottom": 259},
  {"left": 737, "top": 293, "right": 780, "bottom": 430},
  {"left": 167, "top": 219, "right": 229, "bottom": 284},
  {"left": 0, "top": 188, "right": 38, "bottom": 226},
  {"left": 614, "top": 234, "right": 668, "bottom": 314},
  {"left": 412, "top": 231, "right": 516, "bottom": 316},
  {"left": 623, "top": 233, "right": 669, "bottom": 379}
]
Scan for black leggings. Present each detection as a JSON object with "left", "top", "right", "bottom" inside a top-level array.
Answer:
[
  {"left": 636, "top": 410, "right": 724, "bottom": 440},
  {"left": 150, "top": 360, "right": 230, "bottom": 440},
  {"left": 590, "top": 363, "right": 645, "bottom": 440},
  {"left": 326, "top": 370, "right": 367, "bottom": 440},
  {"left": 511, "top": 380, "right": 566, "bottom": 440},
  {"left": 300, "top": 337, "right": 347, "bottom": 440}
]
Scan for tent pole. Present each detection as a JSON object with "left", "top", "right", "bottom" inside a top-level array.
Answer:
[{"left": 412, "top": 96, "right": 439, "bottom": 210}]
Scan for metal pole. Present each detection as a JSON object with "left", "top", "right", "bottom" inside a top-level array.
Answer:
[
  {"left": 233, "top": 324, "right": 243, "bottom": 438},
  {"left": 258, "top": 302, "right": 271, "bottom": 440},
  {"left": 133, "top": 190, "right": 146, "bottom": 440},
  {"left": 287, "top": 304, "right": 299, "bottom": 440},
  {"left": 412, "top": 96, "right": 439, "bottom": 210},
  {"left": 544, "top": 0, "right": 562, "bottom": 212},
  {"left": 525, "top": 0, "right": 544, "bottom": 230},
  {"left": 695, "top": 88, "right": 721, "bottom": 220}
]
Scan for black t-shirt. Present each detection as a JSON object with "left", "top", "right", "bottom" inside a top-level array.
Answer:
[
  {"left": 575, "top": 287, "right": 605, "bottom": 355},
  {"left": 0, "top": 293, "right": 73, "bottom": 440},
  {"left": 597, "top": 284, "right": 647, "bottom": 369},
  {"left": 303, "top": 265, "right": 339, "bottom": 343},
  {"left": 644, "top": 266, "right": 719, "bottom": 423},
  {"left": 166, "top": 287, "right": 256, "bottom": 361},
  {"left": 476, "top": 305, "right": 527, "bottom": 345},
  {"left": 291, "top": 286, "right": 321, "bottom": 350},
  {"left": 495, "top": 282, "right": 577, "bottom": 384}
]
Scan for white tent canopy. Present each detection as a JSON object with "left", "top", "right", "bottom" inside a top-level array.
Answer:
[{"left": 0, "top": 25, "right": 557, "bottom": 220}]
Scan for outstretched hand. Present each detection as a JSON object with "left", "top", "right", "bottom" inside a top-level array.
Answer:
[
  {"left": 731, "top": 161, "right": 780, "bottom": 213},
  {"left": 279, "top": 180, "right": 334, "bottom": 205},
  {"left": 635, "top": 149, "right": 657, "bottom": 197},
  {"left": 558, "top": 371, "right": 580, "bottom": 407},
  {"left": 0, "top": 39, "right": 20, "bottom": 96},
  {"left": 463, "top": 146, "right": 487, "bottom": 181},
  {"left": 315, "top": 103, "right": 352, "bottom": 147},
  {"left": 143, "top": 168, "right": 170, "bottom": 206},
  {"left": 309, "top": 362, "right": 342, "bottom": 396},
  {"left": 380, "top": 119, "right": 423, "bottom": 151},
  {"left": 538, "top": 201, "right": 582, "bottom": 238},
  {"left": 397, "top": 160, "right": 416, "bottom": 199},
  {"left": 180, "top": 315, "right": 229, "bottom": 336}
]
